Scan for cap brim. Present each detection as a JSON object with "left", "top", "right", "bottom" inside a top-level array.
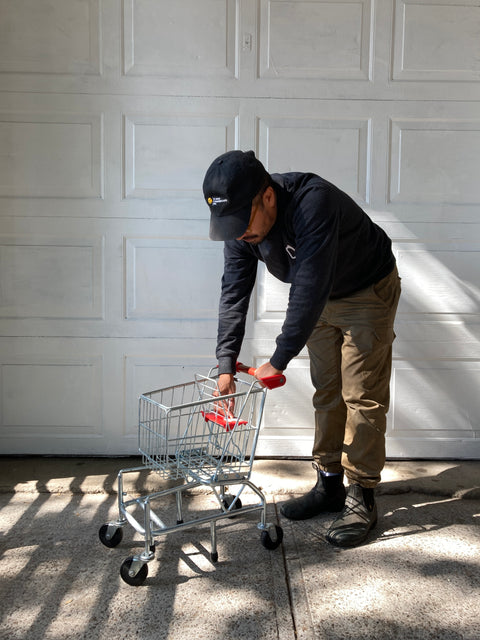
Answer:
[{"left": 209, "top": 205, "right": 251, "bottom": 241}]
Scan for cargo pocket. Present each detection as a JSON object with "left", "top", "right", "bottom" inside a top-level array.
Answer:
[
  {"left": 374, "top": 326, "right": 396, "bottom": 345},
  {"left": 345, "top": 326, "right": 395, "bottom": 353}
]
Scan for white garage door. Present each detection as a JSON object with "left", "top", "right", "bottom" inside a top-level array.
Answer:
[{"left": 0, "top": 0, "right": 479, "bottom": 458}]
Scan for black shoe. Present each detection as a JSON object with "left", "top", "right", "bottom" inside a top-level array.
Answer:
[
  {"left": 326, "top": 484, "right": 377, "bottom": 547},
  {"left": 280, "top": 465, "right": 346, "bottom": 520}
]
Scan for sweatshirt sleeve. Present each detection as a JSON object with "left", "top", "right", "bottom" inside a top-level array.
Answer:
[
  {"left": 270, "top": 185, "right": 339, "bottom": 371},
  {"left": 216, "top": 241, "right": 258, "bottom": 374}
]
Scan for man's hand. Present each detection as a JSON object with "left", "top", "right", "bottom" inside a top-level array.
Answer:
[
  {"left": 254, "top": 362, "right": 284, "bottom": 384},
  {"left": 217, "top": 373, "right": 236, "bottom": 396},
  {"left": 214, "top": 373, "right": 236, "bottom": 416}
]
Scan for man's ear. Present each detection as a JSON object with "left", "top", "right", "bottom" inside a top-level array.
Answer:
[{"left": 263, "top": 185, "right": 276, "bottom": 208}]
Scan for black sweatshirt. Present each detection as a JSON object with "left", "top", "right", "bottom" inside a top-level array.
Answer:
[{"left": 216, "top": 172, "right": 395, "bottom": 374}]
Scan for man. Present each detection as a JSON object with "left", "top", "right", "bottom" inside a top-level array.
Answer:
[{"left": 203, "top": 150, "right": 401, "bottom": 547}]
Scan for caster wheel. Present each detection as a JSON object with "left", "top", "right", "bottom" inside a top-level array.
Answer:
[
  {"left": 99, "top": 524, "right": 123, "bottom": 548},
  {"left": 261, "top": 525, "right": 284, "bottom": 550},
  {"left": 120, "top": 557, "right": 148, "bottom": 586},
  {"left": 222, "top": 495, "right": 242, "bottom": 519}
]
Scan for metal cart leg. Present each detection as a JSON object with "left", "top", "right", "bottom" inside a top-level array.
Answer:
[
  {"left": 98, "top": 469, "right": 129, "bottom": 548},
  {"left": 142, "top": 497, "right": 156, "bottom": 556},
  {"left": 115, "top": 470, "right": 128, "bottom": 526},
  {"left": 176, "top": 490, "right": 184, "bottom": 524},
  {"left": 210, "top": 520, "right": 218, "bottom": 563},
  {"left": 118, "top": 496, "right": 157, "bottom": 587}
]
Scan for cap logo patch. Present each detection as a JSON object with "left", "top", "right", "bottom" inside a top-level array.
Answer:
[{"left": 208, "top": 196, "right": 229, "bottom": 206}]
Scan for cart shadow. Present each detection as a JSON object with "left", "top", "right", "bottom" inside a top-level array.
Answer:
[
  {"left": 125, "top": 512, "right": 273, "bottom": 585},
  {"left": 0, "top": 490, "right": 286, "bottom": 640}
]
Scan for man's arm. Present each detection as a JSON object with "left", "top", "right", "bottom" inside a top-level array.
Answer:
[{"left": 216, "top": 241, "right": 258, "bottom": 374}]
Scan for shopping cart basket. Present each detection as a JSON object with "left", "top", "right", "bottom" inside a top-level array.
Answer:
[{"left": 98, "top": 363, "right": 286, "bottom": 586}]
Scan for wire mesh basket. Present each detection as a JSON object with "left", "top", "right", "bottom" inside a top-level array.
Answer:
[{"left": 138, "top": 372, "right": 266, "bottom": 483}]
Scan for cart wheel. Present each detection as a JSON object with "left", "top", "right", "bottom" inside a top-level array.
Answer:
[
  {"left": 120, "top": 557, "right": 148, "bottom": 586},
  {"left": 98, "top": 524, "right": 123, "bottom": 548},
  {"left": 222, "top": 495, "right": 242, "bottom": 518},
  {"left": 261, "top": 525, "right": 284, "bottom": 550}
]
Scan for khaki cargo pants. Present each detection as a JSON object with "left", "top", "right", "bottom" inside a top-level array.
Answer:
[{"left": 306, "top": 266, "right": 401, "bottom": 488}]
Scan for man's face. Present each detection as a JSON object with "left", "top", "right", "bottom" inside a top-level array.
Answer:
[{"left": 236, "top": 187, "right": 277, "bottom": 245}]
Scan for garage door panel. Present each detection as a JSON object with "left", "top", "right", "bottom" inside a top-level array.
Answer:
[
  {"left": 392, "top": 364, "right": 480, "bottom": 434},
  {"left": 393, "top": 0, "right": 480, "bottom": 82},
  {"left": 389, "top": 119, "right": 480, "bottom": 204},
  {"left": 0, "top": 0, "right": 101, "bottom": 76},
  {"left": 123, "top": 0, "right": 238, "bottom": 78},
  {"left": 124, "top": 237, "right": 223, "bottom": 321},
  {"left": 0, "top": 355, "right": 104, "bottom": 440},
  {"left": 389, "top": 362, "right": 480, "bottom": 458},
  {"left": 396, "top": 246, "right": 480, "bottom": 315},
  {"left": 395, "top": 320, "right": 480, "bottom": 361},
  {"left": 0, "top": 234, "right": 105, "bottom": 320},
  {"left": 0, "top": 112, "right": 104, "bottom": 199},
  {"left": 259, "top": 0, "right": 373, "bottom": 80}
]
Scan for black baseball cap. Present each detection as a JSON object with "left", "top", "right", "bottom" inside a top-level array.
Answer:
[{"left": 203, "top": 150, "right": 268, "bottom": 241}]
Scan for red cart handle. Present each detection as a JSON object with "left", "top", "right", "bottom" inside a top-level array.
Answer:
[{"left": 236, "top": 362, "right": 286, "bottom": 390}]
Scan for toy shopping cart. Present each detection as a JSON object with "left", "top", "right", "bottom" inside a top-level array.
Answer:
[{"left": 98, "top": 363, "right": 286, "bottom": 586}]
